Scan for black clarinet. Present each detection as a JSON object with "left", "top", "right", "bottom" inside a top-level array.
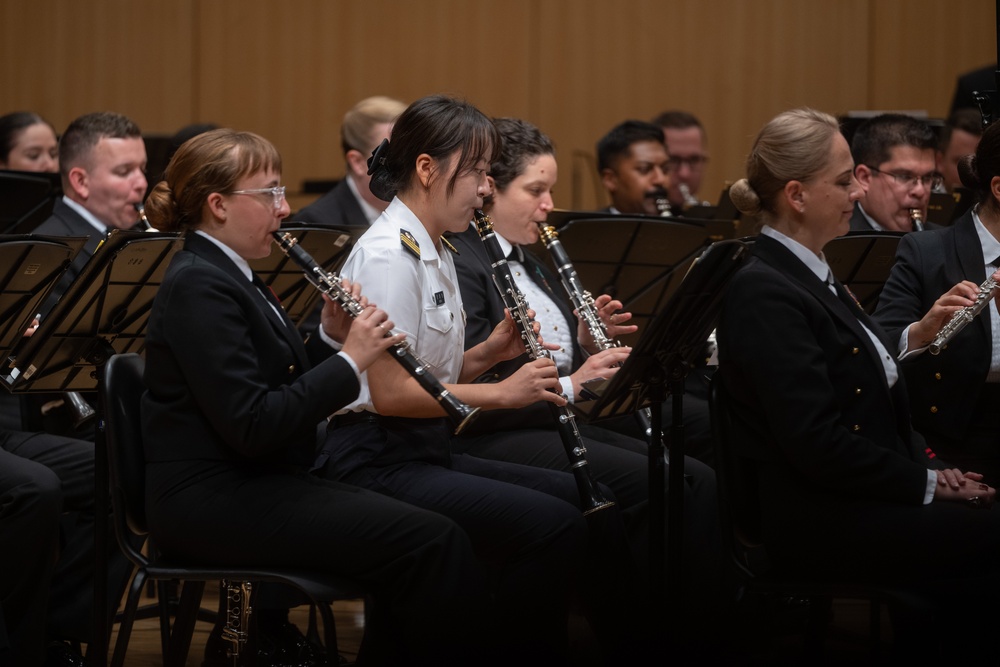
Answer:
[
  {"left": 473, "top": 210, "right": 614, "bottom": 516},
  {"left": 536, "top": 222, "right": 658, "bottom": 442},
  {"left": 272, "top": 231, "right": 481, "bottom": 435}
]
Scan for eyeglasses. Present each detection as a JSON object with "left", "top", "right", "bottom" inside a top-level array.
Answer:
[
  {"left": 667, "top": 155, "right": 708, "bottom": 171},
  {"left": 230, "top": 185, "right": 287, "bottom": 210},
  {"left": 866, "top": 166, "right": 942, "bottom": 191}
]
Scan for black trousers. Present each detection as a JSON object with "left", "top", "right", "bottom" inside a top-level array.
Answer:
[
  {"left": 147, "top": 460, "right": 490, "bottom": 666},
  {"left": 319, "top": 416, "right": 628, "bottom": 663},
  {"left": 454, "top": 422, "right": 725, "bottom": 616},
  {"left": 0, "top": 428, "right": 92, "bottom": 667}
]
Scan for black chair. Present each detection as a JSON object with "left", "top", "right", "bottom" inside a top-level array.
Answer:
[
  {"left": 708, "top": 374, "right": 894, "bottom": 658},
  {"left": 102, "top": 352, "right": 367, "bottom": 667}
]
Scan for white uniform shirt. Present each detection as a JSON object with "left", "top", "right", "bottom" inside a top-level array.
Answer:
[{"left": 337, "top": 197, "right": 466, "bottom": 413}]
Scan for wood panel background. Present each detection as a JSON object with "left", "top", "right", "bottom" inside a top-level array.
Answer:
[{"left": 2, "top": 0, "right": 995, "bottom": 212}]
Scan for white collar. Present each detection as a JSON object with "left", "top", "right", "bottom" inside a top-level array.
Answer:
[
  {"left": 345, "top": 174, "right": 381, "bottom": 225},
  {"left": 194, "top": 230, "right": 253, "bottom": 281},
  {"left": 761, "top": 225, "right": 833, "bottom": 284},
  {"left": 61, "top": 195, "right": 109, "bottom": 235}
]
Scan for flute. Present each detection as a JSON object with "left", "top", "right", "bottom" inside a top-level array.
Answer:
[
  {"left": 929, "top": 274, "right": 999, "bottom": 355},
  {"left": 473, "top": 210, "right": 615, "bottom": 516},
  {"left": 271, "top": 231, "right": 481, "bottom": 434}
]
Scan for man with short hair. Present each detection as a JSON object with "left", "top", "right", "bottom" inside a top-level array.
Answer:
[
  {"left": 937, "top": 108, "right": 983, "bottom": 192},
  {"left": 652, "top": 110, "right": 709, "bottom": 211},
  {"left": 596, "top": 119, "right": 671, "bottom": 216},
  {"left": 850, "top": 113, "right": 940, "bottom": 233},
  {"left": 34, "top": 112, "right": 147, "bottom": 300}
]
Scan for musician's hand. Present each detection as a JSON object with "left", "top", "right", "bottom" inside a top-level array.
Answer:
[
  {"left": 23, "top": 317, "right": 40, "bottom": 338},
  {"left": 908, "top": 280, "right": 980, "bottom": 350},
  {"left": 499, "top": 358, "right": 566, "bottom": 408},
  {"left": 320, "top": 279, "right": 369, "bottom": 343},
  {"left": 568, "top": 347, "right": 632, "bottom": 398},
  {"left": 341, "top": 306, "right": 402, "bottom": 372},
  {"left": 483, "top": 309, "right": 530, "bottom": 363},
  {"left": 933, "top": 468, "right": 996, "bottom": 508},
  {"left": 577, "top": 294, "right": 639, "bottom": 355}
]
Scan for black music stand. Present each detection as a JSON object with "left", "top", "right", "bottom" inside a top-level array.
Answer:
[
  {"left": 825, "top": 232, "right": 903, "bottom": 315},
  {"left": 248, "top": 222, "right": 361, "bottom": 327},
  {"left": 530, "top": 214, "right": 719, "bottom": 347},
  {"left": 0, "top": 236, "right": 85, "bottom": 364},
  {"left": 0, "top": 170, "right": 62, "bottom": 234},
  {"left": 572, "top": 239, "right": 751, "bottom": 617},
  {"left": 5, "top": 229, "right": 182, "bottom": 667}
]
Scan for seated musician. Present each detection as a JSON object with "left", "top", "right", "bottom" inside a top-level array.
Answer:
[
  {"left": 141, "top": 127, "right": 491, "bottom": 666},
  {"left": 448, "top": 116, "right": 724, "bottom": 631},
  {"left": 874, "top": 119, "right": 1000, "bottom": 485},
  {"left": 719, "top": 107, "right": 1000, "bottom": 657}
]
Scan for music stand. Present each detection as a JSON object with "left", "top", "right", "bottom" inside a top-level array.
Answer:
[
  {"left": 825, "top": 232, "right": 903, "bottom": 315},
  {"left": 248, "top": 222, "right": 360, "bottom": 327},
  {"left": 572, "top": 239, "right": 752, "bottom": 615},
  {"left": 0, "top": 236, "right": 85, "bottom": 363},
  {"left": 0, "top": 170, "right": 62, "bottom": 235},
  {"left": 531, "top": 215, "right": 719, "bottom": 347},
  {"left": 5, "top": 229, "right": 182, "bottom": 666}
]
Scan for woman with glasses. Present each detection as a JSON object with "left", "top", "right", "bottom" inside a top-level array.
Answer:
[
  {"left": 719, "top": 108, "right": 1000, "bottom": 658},
  {"left": 141, "top": 128, "right": 492, "bottom": 666},
  {"left": 875, "top": 119, "right": 1000, "bottom": 486},
  {"left": 318, "top": 95, "right": 635, "bottom": 665}
]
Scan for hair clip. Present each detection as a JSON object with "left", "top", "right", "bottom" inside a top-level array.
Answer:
[{"left": 366, "top": 138, "right": 390, "bottom": 176}]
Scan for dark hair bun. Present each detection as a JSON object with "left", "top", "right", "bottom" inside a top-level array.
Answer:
[{"left": 957, "top": 154, "right": 980, "bottom": 191}]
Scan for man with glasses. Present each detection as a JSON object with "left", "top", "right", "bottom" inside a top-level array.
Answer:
[
  {"left": 652, "top": 110, "right": 710, "bottom": 212},
  {"left": 849, "top": 113, "right": 940, "bottom": 233}
]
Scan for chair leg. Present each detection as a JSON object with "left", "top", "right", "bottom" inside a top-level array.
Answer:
[
  {"left": 315, "top": 601, "right": 339, "bottom": 660},
  {"left": 110, "top": 569, "right": 148, "bottom": 667},
  {"left": 164, "top": 580, "right": 206, "bottom": 667},
  {"left": 157, "top": 580, "right": 173, "bottom": 658}
]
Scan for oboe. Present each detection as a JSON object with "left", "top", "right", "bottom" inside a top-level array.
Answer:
[
  {"left": 473, "top": 210, "right": 614, "bottom": 516},
  {"left": 929, "top": 274, "right": 999, "bottom": 355},
  {"left": 271, "top": 231, "right": 481, "bottom": 435},
  {"left": 536, "top": 221, "right": 657, "bottom": 439}
]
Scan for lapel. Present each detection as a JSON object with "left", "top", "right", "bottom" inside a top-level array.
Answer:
[
  {"left": 185, "top": 234, "right": 311, "bottom": 371},
  {"left": 754, "top": 234, "right": 895, "bottom": 397},
  {"left": 51, "top": 199, "right": 105, "bottom": 257},
  {"left": 951, "top": 210, "right": 992, "bottom": 344}
]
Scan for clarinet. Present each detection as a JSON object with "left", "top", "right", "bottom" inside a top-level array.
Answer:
[
  {"left": 536, "top": 222, "right": 657, "bottom": 440},
  {"left": 909, "top": 208, "right": 925, "bottom": 232},
  {"left": 929, "top": 273, "right": 999, "bottom": 355},
  {"left": 271, "top": 231, "right": 481, "bottom": 435},
  {"left": 473, "top": 210, "right": 615, "bottom": 516}
]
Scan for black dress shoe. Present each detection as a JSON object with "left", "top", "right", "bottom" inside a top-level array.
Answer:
[{"left": 44, "top": 641, "right": 87, "bottom": 667}]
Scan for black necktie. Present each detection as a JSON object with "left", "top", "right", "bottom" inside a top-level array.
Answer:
[
  {"left": 251, "top": 273, "right": 291, "bottom": 329},
  {"left": 506, "top": 246, "right": 523, "bottom": 263}
]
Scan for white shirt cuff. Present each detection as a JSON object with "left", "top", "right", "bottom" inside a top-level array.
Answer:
[
  {"left": 319, "top": 325, "right": 344, "bottom": 352},
  {"left": 923, "top": 469, "right": 937, "bottom": 505},
  {"left": 337, "top": 351, "right": 362, "bottom": 383},
  {"left": 559, "top": 376, "right": 575, "bottom": 403},
  {"left": 898, "top": 323, "right": 929, "bottom": 360}
]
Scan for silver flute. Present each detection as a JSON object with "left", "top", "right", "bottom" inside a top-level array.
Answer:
[{"left": 929, "top": 274, "right": 999, "bottom": 355}]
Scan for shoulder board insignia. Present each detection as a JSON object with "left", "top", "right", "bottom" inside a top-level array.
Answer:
[
  {"left": 400, "top": 229, "right": 420, "bottom": 259},
  {"left": 441, "top": 236, "right": 460, "bottom": 255}
]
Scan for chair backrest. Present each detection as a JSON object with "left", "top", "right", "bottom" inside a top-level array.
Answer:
[
  {"left": 708, "top": 373, "right": 771, "bottom": 579},
  {"left": 101, "top": 353, "right": 149, "bottom": 565}
]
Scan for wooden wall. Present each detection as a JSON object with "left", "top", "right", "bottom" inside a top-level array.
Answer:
[{"left": 2, "top": 0, "right": 995, "bottom": 211}]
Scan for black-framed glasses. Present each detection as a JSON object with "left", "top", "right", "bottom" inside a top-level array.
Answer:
[
  {"left": 866, "top": 166, "right": 942, "bottom": 191},
  {"left": 667, "top": 155, "right": 709, "bottom": 171},
  {"left": 230, "top": 185, "right": 287, "bottom": 210}
]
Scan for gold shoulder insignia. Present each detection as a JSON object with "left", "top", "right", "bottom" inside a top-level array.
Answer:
[
  {"left": 441, "top": 236, "right": 460, "bottom": 255},
  {"left": 400, "top": 229, "right": 420, "bottom": 259}
]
